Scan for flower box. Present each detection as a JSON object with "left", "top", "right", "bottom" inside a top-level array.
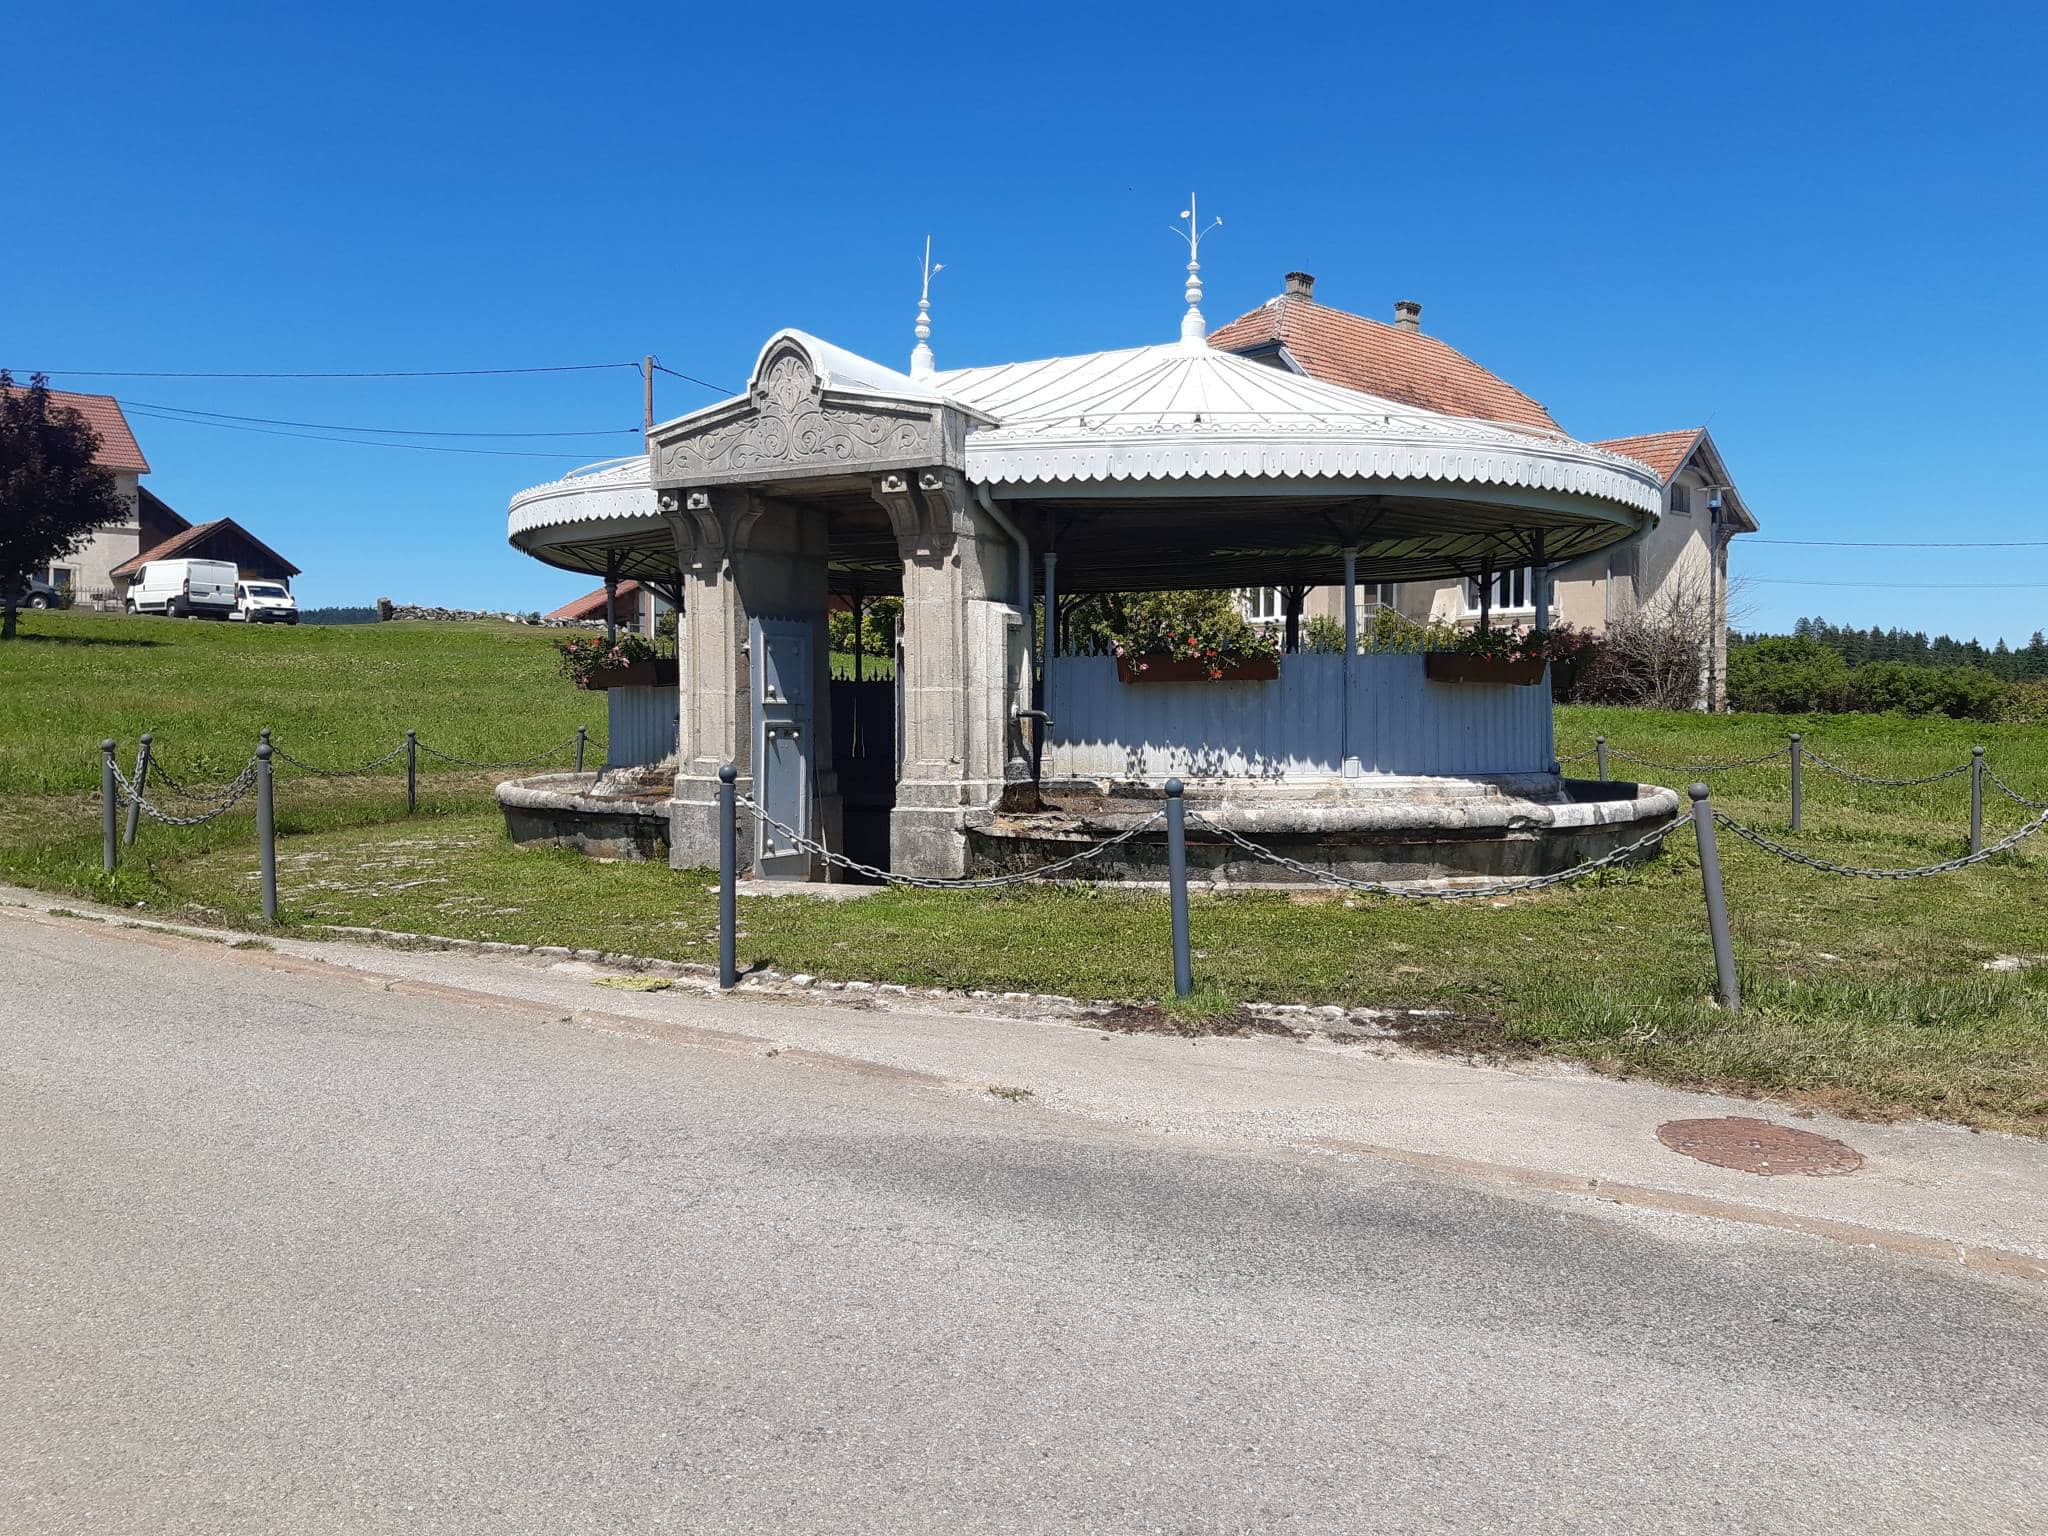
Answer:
[
  {"left": 580, "top": 658, "right": 679, "bottom": 691},
  {"left": 1424, "top": 653, "right": 1547, "bottom": 687},
  {"left": 1117, "top": 655, "right": 1280, "bottom": 684}
]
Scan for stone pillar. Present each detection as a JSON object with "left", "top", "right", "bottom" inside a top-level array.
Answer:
[
  {"left": 874, "top": 469, "right": 1024, "bottom": 877},
  {"left": 665, "top": 489, "right": 841, "bottom": 875}
]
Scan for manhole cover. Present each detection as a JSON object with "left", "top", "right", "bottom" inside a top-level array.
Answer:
[{"left": 1655, "top": 1116, "right": 1863, "bottom": 1177}]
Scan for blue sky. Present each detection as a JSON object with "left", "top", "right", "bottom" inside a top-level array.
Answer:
[{"left": 7, "top": 1, "right": 2045, "bottom": 640}]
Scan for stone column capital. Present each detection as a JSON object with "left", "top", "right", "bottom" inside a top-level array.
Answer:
[
  {"left": 662, "top": 488, "right": 765, "bottom": 576},
  {"left": 873, "top": 469, "right": 972, "bottom": 563}
]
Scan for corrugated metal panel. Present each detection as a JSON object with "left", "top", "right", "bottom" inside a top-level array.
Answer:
[
  {"left": 605, "top": 684, "right": 678, "bottom": 770},
  {"left": 1047, "top": 654, "right": 1551, "bottom": 780}
]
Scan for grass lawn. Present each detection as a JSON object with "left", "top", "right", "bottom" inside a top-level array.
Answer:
[{"left": 6, "top": 608, "right": 2048, "bottom": 1135}]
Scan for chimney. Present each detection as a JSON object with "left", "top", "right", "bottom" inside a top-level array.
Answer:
[
  {"left": 1283, "top": 271, "right": 1315, "bottom": 300},
  {"left": 1393, "top": 299, "right": 1422, "bottom": 332}
]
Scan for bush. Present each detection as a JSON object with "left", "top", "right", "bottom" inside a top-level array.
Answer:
[
  {"left": 828, "top": 596, "right": 901, "bottom": 657},
  {"left": 1727, "top": 638, "right": 2007, "bottom": 720}
]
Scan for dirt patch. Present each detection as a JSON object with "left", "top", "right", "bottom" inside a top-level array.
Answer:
[{"left": 1091, "top": 1003, "right": 1298, "bottom": 1039}]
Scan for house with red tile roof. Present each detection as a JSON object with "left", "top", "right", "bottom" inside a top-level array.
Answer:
[
  {"left": 1211, "top": 273, "right": 1758, "bottom": 706},
  {"left": 541, "top": 578, "right": 665, "bottom": 636},
  {"left": 2, "top": 386, "right": 301, "bottom": 606}
]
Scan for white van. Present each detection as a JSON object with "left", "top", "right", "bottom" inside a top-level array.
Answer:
[
  {"left": 127, "top": 558, "right": 240, "bottom": 619},
  {"left": 232, "top": 580, "right": 299, "bottom": 625}
]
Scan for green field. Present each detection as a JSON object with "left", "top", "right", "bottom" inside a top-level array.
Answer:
[{"left": 5, "top": 609, "right": 2047, "bottom": 1135}]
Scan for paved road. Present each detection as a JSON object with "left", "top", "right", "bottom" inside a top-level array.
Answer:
[{"left": 4, "top": 915, "right": 2045, "bottom": 1533}]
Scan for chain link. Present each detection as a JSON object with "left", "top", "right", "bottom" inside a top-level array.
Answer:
[
  {"left": 737, "top": 796, "right": 1167, "bottom": 889},
  {"left": 1184, "top": 810, "right": 1687, "bottom": 900},
  {"left": 1604, "top": 744, "right": 1791, "bottom": 775},
  {"left": 414, "top": 735, "right": 580, "bottom": 771},
  {"left": 144, "top": 756, "right": 250, "bottom": 801},
  {"left": 1800, "top": 750, "right": 1972, "bottom": 788},
  {"left": 1711, "top": 805, "right": 2048, "bottom": 879},
  {"left": 270, "top": 739, "right": 410, "bottom": 778},
  {"left": 110, "top": 757, "right": 260, "bottom": 827},
  {"left": 1984, "top": 760, "right": 2048, "bottom": 811}
]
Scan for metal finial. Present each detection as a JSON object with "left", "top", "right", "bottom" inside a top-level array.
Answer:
[
  {"left": 1170, "top": 194, "right": 1223, "bottom": 347},
  {"left": 910, "top": 234, "right": 945, "bottom": 381}
]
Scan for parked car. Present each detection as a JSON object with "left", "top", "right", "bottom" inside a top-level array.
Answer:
[
  {"left": 127, "top": 558, "right": 239, "bottom": 619},
  {"left": 232, "top": 580, "right": 299, "bottom": 625},
  {"left": 8, "top": 575, "right": 67, "bottom": 610}
]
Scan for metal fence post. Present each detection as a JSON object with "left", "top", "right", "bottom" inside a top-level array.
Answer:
[
  {"left": 256, "top": 743, "right": 277, "bottom": 924},
  {"left": 405, "top": 730, "right": 418, "bottom": 814},
  {"left": 101, "top": 739, "right": 119, "bottom": 875},
  {"left": 1165, "top": 778, "right": 1193, "bottom": 998},
  {"left": 576, "top": 724, "right": 588, "bottom": 774},
  {"left": 1970, "top": 745, "right": 1984, "bottom": 855},
  {"left": 1689, "top": 784, "right": 1740, "bottom": 1012},
  {"left": 718, "top": 763, "right": 738, "bottom": 990},
  {"left": 124, "top": 733, "right": 153, "bottom": 848},
  {"left": 1595, "top": 735, "right": 1608, "bottom": 782},
  {"left": 1789, "top": 732, "right": 1803, "bottom": 833}
]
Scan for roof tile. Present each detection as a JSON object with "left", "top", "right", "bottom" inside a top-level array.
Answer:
[
  {"left": 0, "top": 385, "right": 149, "bottom": 473},
  {"left": 1208, "top": 295, "right": 1560, "bottom": 432}
]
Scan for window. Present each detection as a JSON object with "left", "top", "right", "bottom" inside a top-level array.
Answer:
[
  {"left": 1670, "top": 483, "right": 1693, "bottom": 516},
  {"left": 50, "top": 567, "right": 74, "bottom": 595},
  {"left": 1357, "top": 582, "right": 1398, "bottom": 610},
  {"left": 1240, "top": 587, "right": 1285, "bottom": 622},
  {"left": 1465, "top": 566, "right": 1537, "bottom": 614}
]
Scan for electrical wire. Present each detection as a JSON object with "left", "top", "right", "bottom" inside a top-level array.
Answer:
[
  {"left": 1748, "top": 577, "right": 2046, "bottom": 590},
  {"left": 651, "top": 360, "right": 734, "bottom": 395},
  {"left": 120, "top": 407, "right": 598, "bottom": 458},
  {"left": 119, "top": 398, "right": 635, "bottom": 439},
  {"left": 10, "top": 362, "right": 640, "bottom": 379},
  {"left": 1746, "top": 537, "right": 2048, "bottom": 548}
]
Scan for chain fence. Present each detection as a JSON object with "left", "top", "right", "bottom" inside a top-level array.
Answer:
[
  {"left": 414, "top": 735, "right": 583, "bottom": 771},
  {"left": 1184, "top": 812, "right": 1688, "bottom": 901},
  {"left": 1710, "top": 803, "right": 2048, "bottom": 880},
  {"left": 1602, "top": 743, "right": 1791, "bottom": 775},
  {"left": 270, "top": 740, "right": 411, "bottom": 778},
  {"left": 1800, "top": 751, "right": 1973, "bottom": 788},
  {"left": 109, "top": 755, "right": 260, "bottom": 828},
  {"left": 1985, "top": 761, "right": 2048, "bottom": 811},
  {"left": 737, "top": 796, "right": 1167, "bottom": 889}
]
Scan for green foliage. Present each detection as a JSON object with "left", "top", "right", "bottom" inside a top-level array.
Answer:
[
  {"left": 1110, "top": 591, "right": 1279, "bottom": 666},
  {"left": 1769, "top": 615, "right": 2048, "bottom": 682},
  {"left": 551, "top": 630, "right": 658, "bottom": 686},
  {"left": 1728, "top": 637, "right": 2007, "bottom": 720},
  {"left": 1301, "top": 614, "right": 1347, "bottom": 654},
  {"left": 828, "top": 595, "right": 902, "bottom": 658},
  {"left": 0, "top": 372, "right": 131, "bottom": 639}
]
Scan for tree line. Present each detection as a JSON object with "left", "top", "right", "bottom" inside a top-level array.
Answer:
[{"left": 1734, "top": 616, "right": 2048, "bottom": 681}]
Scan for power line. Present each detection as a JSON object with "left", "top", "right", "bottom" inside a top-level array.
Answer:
[
  {"left": 1747, "top": 537, "right": 2048, "bottom": 549},
  {"left": 120, "top": 398, "right": 635, "bottom": 439},
  {"left": 9, "top": 362, "right": 640, "bottom": 380},
  {"left": 121, "top": 407, "right": 598, "bottom": 459},
  {"left": 1749, "top": 577, "right": 2046, "bottom": 590},
  {"left": 651, "top": 360, "right": 733, "bottom": 395}
]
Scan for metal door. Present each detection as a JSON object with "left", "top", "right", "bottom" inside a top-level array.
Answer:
[{"left": 751, "top": 616, "right": 813, "bottom": 879}]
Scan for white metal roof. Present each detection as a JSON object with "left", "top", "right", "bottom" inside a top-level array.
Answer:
[
  {"left": 932, "top": 342, "right": 1663, "bottom": 514},
  {"left": 508, "top": 455, "right": 659, "bottom": 538}
]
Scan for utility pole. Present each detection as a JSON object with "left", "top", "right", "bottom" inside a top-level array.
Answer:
[{"left": 643, "top": 355, "right": 655, "bottom": 432}]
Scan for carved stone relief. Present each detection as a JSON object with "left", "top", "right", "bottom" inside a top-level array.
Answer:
[{"left": 655, "top": 348, "right": 943, "bottom": 483}]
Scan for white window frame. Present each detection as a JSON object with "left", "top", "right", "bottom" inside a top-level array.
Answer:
[
  {"left": 1357, "top": 581, "right": 1398, "bottom": 610},
  {"left": 1240, "top": 586, "right": 1285, "bottom": 623},
  {"left": 1464, "top": 566, "right": 1544, "bottom": 616}
]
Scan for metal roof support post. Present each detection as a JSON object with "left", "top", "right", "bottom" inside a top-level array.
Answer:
[
  {"left": 602, "top": 561, "right": 619, "bottom": 645},
  {"left": 1040, "top": 550, "right": 1058, "bottom": 771},
  {"left": 1478, "top": 555, "right": 1494, "bottom": 633},
  {"left": 1531, "top": 530, "right": 1550, "bottom": 635},
  {"left": 1341, "top": 549, "right": 1360, "bottom": 778}
]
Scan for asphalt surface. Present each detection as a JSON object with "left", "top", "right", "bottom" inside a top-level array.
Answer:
[{"left": 4, "top": 914, "right": 2045, "bottom": 1533}]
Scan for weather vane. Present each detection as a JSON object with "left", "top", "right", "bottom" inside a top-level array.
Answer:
[
  {"left": 1171, "top": 195, "right": 1223, "bottom": 345},
  {"left": 910, "top": 234, "right": 945, "bottom": 380}
]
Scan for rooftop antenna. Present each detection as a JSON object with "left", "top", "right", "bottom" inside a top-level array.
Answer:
[
  {"left": 910, "top": 234, "right": 944, "bottom": 381},
  {"left": 1171, "top": 194, "right": 1223, "bottom": 347}
]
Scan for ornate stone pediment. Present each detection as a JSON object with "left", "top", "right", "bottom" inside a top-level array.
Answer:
[{"left": 651, "top": 335, "right": 968, "bottom": 489}]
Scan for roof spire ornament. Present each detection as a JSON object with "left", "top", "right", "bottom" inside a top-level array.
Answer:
[
  {"left": 1171, "top": 195, "right": 1223, "bottom": 348},
  {"left": 910, "top": 234, "right": 944, "bottom": 381}
]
